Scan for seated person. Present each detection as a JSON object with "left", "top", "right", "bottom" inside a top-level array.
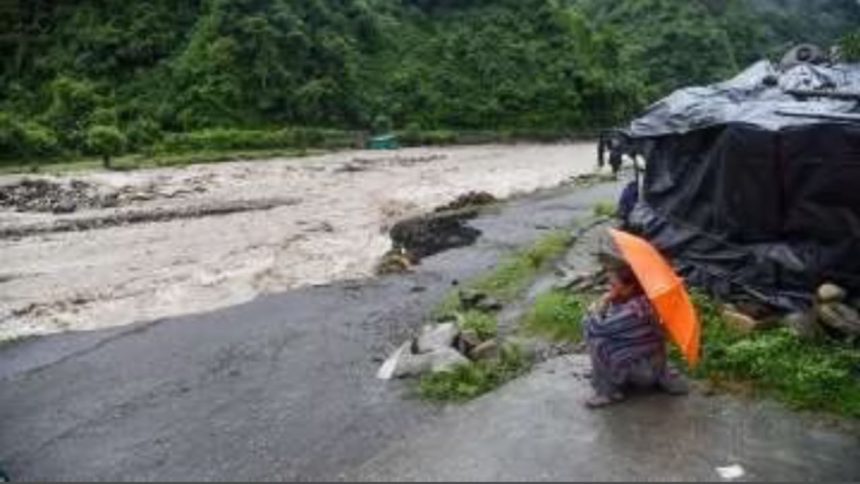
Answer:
[{"left": 583, "top": 257, "right": 688, "bottom": 408}]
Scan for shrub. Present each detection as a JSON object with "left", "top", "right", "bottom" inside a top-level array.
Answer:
[
  {"left": 86, "top": 125, "right": 127, "bottom": 168},
  {"left": 20, "top": 122, "right": 61, "bottom": 158}
]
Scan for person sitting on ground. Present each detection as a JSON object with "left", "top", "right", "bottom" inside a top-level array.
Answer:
[{"left": 582, "top": 256, "right": 688, "bottom": 408}]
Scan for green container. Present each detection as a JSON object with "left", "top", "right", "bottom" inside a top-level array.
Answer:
[{"left": 368, "top": 134, "right": 399, "bottom": 150}]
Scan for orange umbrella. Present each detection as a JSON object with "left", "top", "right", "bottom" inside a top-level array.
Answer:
[{"left": 608, "top": 228, "right": 701, "bottom": 367}]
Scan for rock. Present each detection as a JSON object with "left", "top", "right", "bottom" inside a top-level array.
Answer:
[
  {"left": 375, "top": 249, "right": 413, "bottom": 275},
  {"left": 415, "top": 323, "right": 459, "bottom": 353},
  {"left": 782, "top": 311, "right": 823, "bottom": 340},
  {"left": 376, "top": 344, "right": 469, "bottom": 380},
  {"left": 816, "top": 302, "right": 860, "bottom": 337},
  {"left": 470, "top": 339, "right": 499, "bottom": 361},
  {"left": 817, "top": 283, "right": 847, "bottom": 303},
  {"left": 455, "top": 329, "right": 481, "bottom": 355},
  {"left": 376, "top": 342, "right": 412, "bottom": 380},
  {"left": 475, "top": 297, "right": 503, "bottom": 312},
  {"left": 502, "top": 336, "right": 545, "bottom": 361},
  {"left": 458, "top": 289, "right": 487, "bottom": 309},
  {"left": 721, "top": 309, "right": 772, "bottom": 334},
  {"left": 429, "top": 347, "right": 471, "bottom": 373}
]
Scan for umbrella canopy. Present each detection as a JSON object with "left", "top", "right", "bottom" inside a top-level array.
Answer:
[{"left": 608, "top": 228, "right": 701, "bottom": 367}]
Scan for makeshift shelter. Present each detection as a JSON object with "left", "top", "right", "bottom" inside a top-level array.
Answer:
[{"left": 622, "top": 60, "right": 860, "bottom": 310}]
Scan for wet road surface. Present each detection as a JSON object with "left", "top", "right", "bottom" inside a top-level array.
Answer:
[
  {"left": 0, "top": 182, "right": 622, "bottom": 480},
  {"left": 351, "top": 355, "right": 860, "bottom": 482}
]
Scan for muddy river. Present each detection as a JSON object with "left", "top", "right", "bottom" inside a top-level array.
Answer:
[{"left": 0, "top": 143, "right": 601, "bottom": 339}]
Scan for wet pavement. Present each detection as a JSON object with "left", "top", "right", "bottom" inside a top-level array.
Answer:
[
  {"left": 351, "top": 355, "right": 860, "bottom": 482},
  {"left": 0, "top": 182, "right": 622, "bottom": 481}
]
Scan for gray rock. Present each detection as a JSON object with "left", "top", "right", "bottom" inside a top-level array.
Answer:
[
  {"left": 817, "top": 283, "right": 847, "bottom": 303},
  {"left": 415, "top": 323, "right": 459, "bottom": 353},
  {"left": 376, "top": 344, "right": 469, "bottom": 380},
  {"left": 470, "top": 339, "right": 499, "bottom": 361},
  {"left": 428, "top": 347, "right": 471, "bottom": 373},
  {"left": 782, "top": 311, "right": 823, "bottom": 340},
  {"left": 456, "top": 329, "right": 482, "bottom": 355},
  {"left": 458, "top": 289, "right": 487, "bottom": 309},
  {"left": 502, "top": 336, "right": 545, "bottom": 361},
  {"left": 816, "top": 302, "right": 860, "bottom": 337},
  {"left": 476, "top": 297, "right": 503, "bottom": 312},
  {"left": 721, "top": 309, "right": 772, "bottom": 334}
]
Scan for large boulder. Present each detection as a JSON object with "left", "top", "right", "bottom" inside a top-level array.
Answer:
[
  {"left": 817, "top": 283, "right": 847, "bottom": 303},
  {"left": 782, "top": 311, "right": 824, "bottom": 341},
  {"left": 816, "top": 303, "right": 860, "bottom": 337}
]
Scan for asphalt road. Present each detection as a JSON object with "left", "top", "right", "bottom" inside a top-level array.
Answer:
[
  {"left": 351, "top": 356, "right": 860, "bottom": 482},
  {"left": 0, "top": 182, "right": 622, "bottom": 481}
]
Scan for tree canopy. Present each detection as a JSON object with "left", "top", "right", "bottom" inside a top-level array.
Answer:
[{"left": 0, "top": 0, "right": 858, "bottom": 163}]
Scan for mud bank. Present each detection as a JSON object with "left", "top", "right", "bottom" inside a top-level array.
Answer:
[{"left": 0, "top": 143, "right": 603, "bottom": 339}]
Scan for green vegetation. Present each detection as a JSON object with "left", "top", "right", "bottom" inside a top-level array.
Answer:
[
  {"left": 593, "top": 201, "right": 617, "bottom": 219},
  {"left": 436, "top": 230, "right": 571, "bottom": 318},
  {"left": 690, "top": 294, "right": 860, "bottom": 418},
  {"left": 472, "top": 231, "right": 571, "bottom": 303},
  {"left": 85, "top": 125, "right": 126, "bottom": 168},
  {"left": 458, "top": 311, "right": 498, "bottom": 341},
  {"left": 841, "top": 31, "right": 860, "bottom": 62},
  {"left": 419, "top": 344, "right": 528, "bottom": 402},
  {"left": 524, "top": 291, "right": 588, "bottom": 343},
  {"left": 423, "top": 229, "right": 573, "bottom": 402},
  {"left": 514, "top": 286, "right": 860, "bottom": 416},
  {"left": 1, "top": 1, "right": 858, "bottom": 169}
]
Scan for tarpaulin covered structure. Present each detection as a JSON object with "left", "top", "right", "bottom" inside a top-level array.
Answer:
[{"left": 624, "top": 60, "right": 860, "bottom": 310}]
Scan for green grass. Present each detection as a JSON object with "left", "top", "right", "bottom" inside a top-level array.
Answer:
[
  {"left": 419, "top": 344, "right": 529, "bottom": 402},
  {"left": 459, "top": 310, "right": 498, "bottom": 341},
  {"left": 524, "top": 290, "right": 588, "bottom": 343},
  {"left": 422, "top": 230, "right": 573, "bottom": 403},
  {"left": 593, "top": 201, "right": 617, "bottom": 218},
  {"left": 689, "top": 293, "right": 860, "bottom": 418},
  {"left": 434, "top": 230, "right": 571, "bottom": 318}
]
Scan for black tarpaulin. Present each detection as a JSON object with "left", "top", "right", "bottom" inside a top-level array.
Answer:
[{"left": 624, "top": 60, "right": 860, "bottom": 310}]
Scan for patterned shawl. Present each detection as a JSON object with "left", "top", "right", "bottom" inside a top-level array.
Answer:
[{"left": 584, "top": 295, "right": 666, "bottom": 376}]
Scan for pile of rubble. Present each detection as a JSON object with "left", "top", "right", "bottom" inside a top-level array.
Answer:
[
  {"left": 377, "top": 290, "right": 538, "bottom": 380},
  {"left": 0, "top": 178, "right": 119, "bottom": 213},
  {"left": 721, "top": 283, "right": 860, "bottom": 342}
]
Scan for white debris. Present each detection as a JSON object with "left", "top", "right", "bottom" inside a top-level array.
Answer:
[
  {"left": 415, "top": 323, "right": 459, "bottom": 353},
  {"left": 716, "top": 464, "right": 745, "bottom": 480}
]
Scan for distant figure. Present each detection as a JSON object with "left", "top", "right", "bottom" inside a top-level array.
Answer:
[
  {"left": 597, "top": 130, "right": 627, "bottom": 176},
  {"left": 582, "top": 259, "right": 688, "bottom": 408}
]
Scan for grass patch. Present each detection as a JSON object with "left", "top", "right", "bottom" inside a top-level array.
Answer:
[
  {"left": 593, "top": 201, "right": 617, "bottom": 218},
  {"left": 459, "top": 310, "right": 498, "bottom": 340},
  {"left": 434, "top": 230, "right": 571, "bottom": 318},
  {"left": 419, "top": 344, "right": 529, "bottom": 402},
  {"left": 524, "top": 290, "right": 588, "bottom": 343},
  {"left": 471, "top": 230, "right": 570, "bottom": 302},
  {"left": 689, "top": 293, "right": 860, "bottom": 417}
]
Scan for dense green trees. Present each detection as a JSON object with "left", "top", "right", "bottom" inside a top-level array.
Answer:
[{"left": 0, "top": 0, "right": 857, "bottom": 165}]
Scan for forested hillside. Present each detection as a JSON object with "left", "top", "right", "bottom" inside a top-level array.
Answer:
[{"left": 0, "top": 0, "right": 858, "bottom": 164}]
